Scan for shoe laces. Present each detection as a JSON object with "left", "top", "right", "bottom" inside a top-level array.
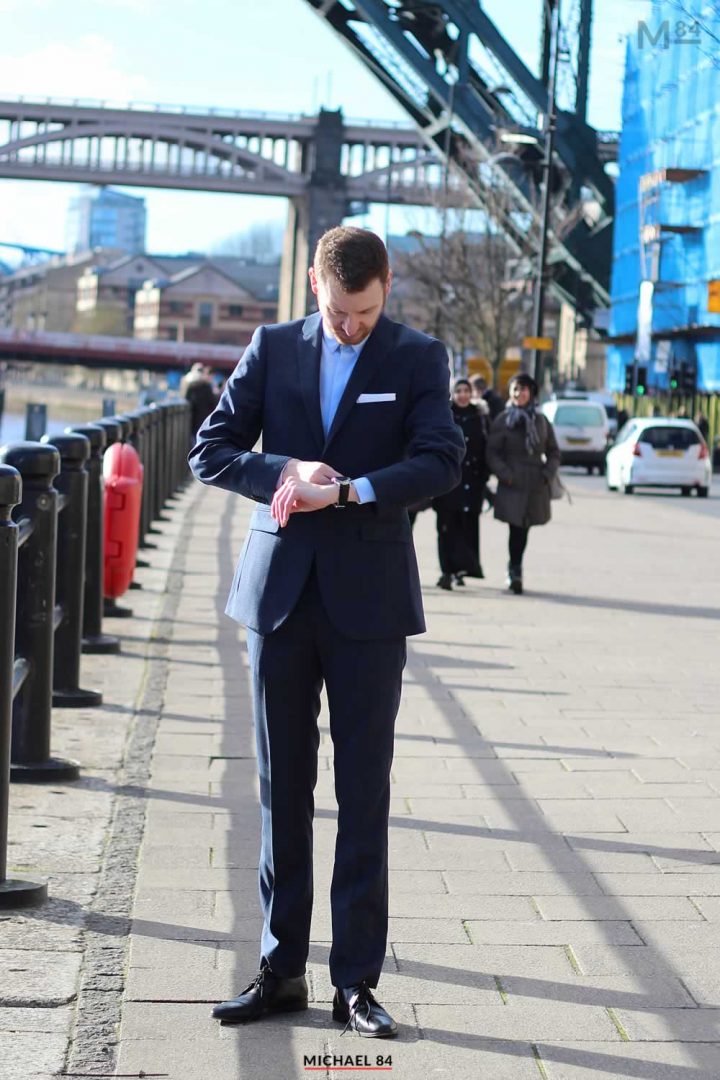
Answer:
[
  {"left": 241, "top": 961, "right": 270, "bottom": 997},
  {"left": 340, "top": 981, "right": 379, "bottom": 1036}
]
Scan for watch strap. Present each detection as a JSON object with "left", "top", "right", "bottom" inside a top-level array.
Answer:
[{"left": 333, "top": 476, "right": 351, "bottom": 508}]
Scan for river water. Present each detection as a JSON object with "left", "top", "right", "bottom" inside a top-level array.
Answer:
[{"left": 0, "top": 410, "right": 87, "bottom": 446}]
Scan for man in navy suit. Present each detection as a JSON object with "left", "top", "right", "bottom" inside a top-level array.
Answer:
[{"left": 189, "top": 227, "right": 463, "bottom": 1038}]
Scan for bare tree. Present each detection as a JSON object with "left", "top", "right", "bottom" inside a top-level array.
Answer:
[{"left": 389, "top": 168, "right": 534, "bottom": 385}]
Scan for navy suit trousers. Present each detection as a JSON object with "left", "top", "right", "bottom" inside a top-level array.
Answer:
[{"left": 246, "top": 568, "right": 406, "bottom": 989}]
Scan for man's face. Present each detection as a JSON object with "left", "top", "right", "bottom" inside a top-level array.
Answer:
[{"left": 308, "top": 266, "right": 392, "bottom": 346}]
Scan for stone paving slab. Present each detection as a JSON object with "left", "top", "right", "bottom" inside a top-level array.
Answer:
[{"left": 535, "top": 1041, "right": 720, "bottom": 1080}]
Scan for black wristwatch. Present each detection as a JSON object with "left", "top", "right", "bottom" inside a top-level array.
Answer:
[{"left": 333, "top": 476, "right": 352, "bottom": 508}]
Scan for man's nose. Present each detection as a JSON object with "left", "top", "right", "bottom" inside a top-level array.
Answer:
[{"left": 342, "top": 315, "right": 360, "bottom": 335}]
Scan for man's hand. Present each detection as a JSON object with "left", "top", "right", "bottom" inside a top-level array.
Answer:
[
  {"left": 281, "top": 459, "right": 341, "bottom": 484},
  {"left": 271, "top": 477, "right": 338, "bottom": 527}
]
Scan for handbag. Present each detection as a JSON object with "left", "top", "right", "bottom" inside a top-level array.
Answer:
[{"left": 549, "top": 472, "right": 571, "bottom": 503}]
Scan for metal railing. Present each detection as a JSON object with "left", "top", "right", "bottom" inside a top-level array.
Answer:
[{"left": 0, "top": 399, "right": 192, "bottom": 907}]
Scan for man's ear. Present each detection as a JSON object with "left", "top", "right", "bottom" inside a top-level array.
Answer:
[
  {"left": 384, "top": 269, "right": 393, "bottom": 297},
  {"left": 308, "top": 266, "right": 319, "bottom": 296}
]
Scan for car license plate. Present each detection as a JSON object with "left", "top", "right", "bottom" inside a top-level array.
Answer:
[
  {"left": 655, "top": 449, "right": 683, "bottom": 457},
  {"left": 566, "top": 437, "right": 590, "bottom": 445}
]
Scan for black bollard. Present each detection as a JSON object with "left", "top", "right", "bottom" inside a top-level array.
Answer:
[
  {"left": 0, "top": 465, "right": 47, "bottom": 906},
  {"left": 78, "top": 423, "right": 120, "bottom": 656},
  {"left": 140, "top": 407, "right": 160, "bottom": 543},
  {"left": 180, "top": 401, "right": 192, "bottom": 487},
  {"left": 165, "top": 402, "right": 180, "bottom": 500},
  {"left": 158, "top": 403, "right": 172, "bottom": 514},
  {"left": 94, "top": 417, "right": 121, "bottom": 449},
  {"left": 127, "top": 410, "right": 149, "bottom": 565},
  {"left": 164, "top": 402, "right": 177, "bottom": 505},
  {"left": 43, "top": 432, "right": 102, "bottom": 708},
  {"left": 24, "top": 403, "right": 47, "bottom": 441},
  {"left": 148, "top": 406, "right": 163, "bottom": 531},
  {"left": 0, "top": 442, "right": 80, "bottom": 782}
]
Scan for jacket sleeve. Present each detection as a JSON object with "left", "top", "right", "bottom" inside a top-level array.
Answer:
[
  {"left": 363, "top": 339, "right": 465, "bottom": 506},
  {"left": 486, "top": 414, "right": 514, "bottom": 484},
  {"left": 187, "top": 326, "right": 290, "bottom": 503}
]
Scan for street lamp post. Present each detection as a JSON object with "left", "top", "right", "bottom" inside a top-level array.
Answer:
[{"left": 530, "top": 0, "right": 561, "bottom": 384}]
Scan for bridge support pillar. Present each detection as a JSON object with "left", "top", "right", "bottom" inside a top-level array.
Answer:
[{"left": 278, "top": 110, "right": 348, "bottom": 321}]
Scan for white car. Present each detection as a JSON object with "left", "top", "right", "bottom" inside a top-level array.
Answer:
[
  {"left": 606, "top": 418, "right": 711, "bottom": 497},
  {"left": 541, "top": 399, "right": 610, "bottom": 474},
  {"left": 551, "top": 390, "right": 620, "bottom": 435}
]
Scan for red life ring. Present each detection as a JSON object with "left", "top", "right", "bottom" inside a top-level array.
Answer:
[{"left": 103, "top": 442, "right": 143, "bottom": 599}]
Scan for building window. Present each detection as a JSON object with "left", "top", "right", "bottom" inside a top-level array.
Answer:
[
  {"left": 227, "top": 304, "right": 244, "bottom": 318},
  {"left": 165, "top": 326, "right": 178, "bottom": 341},
  {"left": 168, "top": 301, "right": 185, "bottom": 314},
  {"left": 198, "top": 301, "right": 213, "bottom": 328}
]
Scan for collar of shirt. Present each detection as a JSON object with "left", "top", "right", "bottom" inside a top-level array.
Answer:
[{"left": 321, "top": 329, "right": 369, "bottom": 360}]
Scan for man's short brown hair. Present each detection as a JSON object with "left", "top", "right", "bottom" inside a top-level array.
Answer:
[{"left": 313, "top": 226, "right": 390, "bottom": 292}]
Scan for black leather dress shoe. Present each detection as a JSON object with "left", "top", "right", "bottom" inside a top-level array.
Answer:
[
  {"left": 212, "top": 963, "right": 308, "bottom": 1023},
  {"left": 332, "top": 982, "right": 398, "bottom": 1038}
]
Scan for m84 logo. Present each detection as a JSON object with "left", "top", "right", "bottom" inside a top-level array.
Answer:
[{"left": 637, "top": 19, "right": 702, "bottom": 49}]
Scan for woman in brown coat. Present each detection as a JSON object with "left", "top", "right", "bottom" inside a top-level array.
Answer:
[{"left": 486, "top": 373, "right": 560, "bottom": 594}]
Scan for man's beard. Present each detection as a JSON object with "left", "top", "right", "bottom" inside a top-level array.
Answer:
[{"left": 329, "top": 297, "right": 386, "bottom": 345}]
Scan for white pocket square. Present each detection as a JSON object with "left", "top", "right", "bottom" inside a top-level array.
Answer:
[{"left": 357, "top": 393, "right": 396, "bottom": 403}]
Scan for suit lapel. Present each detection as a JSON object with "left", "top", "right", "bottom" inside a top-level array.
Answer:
[
  {"left": 323, "top": 315, "right": 395, "bottom": 451},
  {"left": 297, "top": 313, "right": 325, "bottom": 451}
]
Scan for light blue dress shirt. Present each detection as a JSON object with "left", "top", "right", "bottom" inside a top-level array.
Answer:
[{"left": 319, "top": 330, "right": 376, "bottom": 504}]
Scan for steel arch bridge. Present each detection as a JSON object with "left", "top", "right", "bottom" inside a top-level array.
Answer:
[{"left": 0, "top": 98, "right": 453, "bottom": 206}]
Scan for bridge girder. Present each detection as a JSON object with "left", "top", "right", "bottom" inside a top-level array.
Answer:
[{"left": 301, "top": 0, "right": 615, "bottom": 320}]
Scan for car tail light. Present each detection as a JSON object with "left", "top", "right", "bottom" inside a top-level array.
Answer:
[
  {"left": 699, "top": 442, "right": 709, "bottom": 460},
  {"left": 632, "top": 442, "right": 642, "bottom": 457}
]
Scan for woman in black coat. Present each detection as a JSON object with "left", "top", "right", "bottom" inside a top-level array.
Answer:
[
  {"left": 434, "top": 378, "right": 489, "bottom": 590},
  {"left": 486, "top": 372, "right": 560, "bottom": 594}
]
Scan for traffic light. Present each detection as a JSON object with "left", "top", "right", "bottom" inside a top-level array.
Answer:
[
  {"left": 636, "top": 366, "right": 648, "bottom": 395},
  {"left": 670, "top": 363, "right": 696, "bottom": 393},
  {"left": 679, "top": 362, "right": 696, "bottom": 393},
  {"left": 624, "top": 367, "right": 634, "bottom": 394},
  {"left": 624, "top": 365, "right": 648, "bottom": 394}
]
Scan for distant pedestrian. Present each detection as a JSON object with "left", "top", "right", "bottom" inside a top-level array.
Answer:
[
  {"left": 470, "top": 374, "right": 504, "bottom": 420},
  {"left": 183, "top": 363, "right": 218, "bottom": 436},
  {"left": 486, "top": 373, "right": 560, "bottom": 595},
  {"left": 434, "top": 378, "right": 488, "bottom": 589},
  {"left": 695, "top": 412, "right": 710, "bottom": 441}
]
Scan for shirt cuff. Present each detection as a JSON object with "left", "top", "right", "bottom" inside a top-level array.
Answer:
[{"left": 352, "top": 476, "right": 376, "bottom": 504}]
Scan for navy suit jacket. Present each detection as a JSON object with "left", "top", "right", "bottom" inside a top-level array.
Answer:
[{"left": 188, "top": 311, "right": 464, "bottom": 640}]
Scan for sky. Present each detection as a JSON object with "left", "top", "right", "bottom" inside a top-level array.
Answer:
[{"left": 0, "top": 0, "right": 650, "bottom": 261}]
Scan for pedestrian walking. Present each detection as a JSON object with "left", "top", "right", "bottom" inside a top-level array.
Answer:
[
  {"left": 695, "top": 411, "right": 710, "bottom": 441},
  {"left": 434, "top": 377, "right": 488, "bottom": 589},
  {"left": 188, "top": 226, "right": 464, "bottom": 1038},
  {"left": 183, "top": 363, "right": 218, "bottom": 436},
  {"left": 486, "top": 372, "right": 560, "bottom": 595},
  {"left": 470, "top": 374, "right": 504, "bottom": 419}
]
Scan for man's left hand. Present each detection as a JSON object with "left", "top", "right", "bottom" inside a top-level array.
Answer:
[{"left": 270, "top": 477, "right": 338, "bottom": 527}]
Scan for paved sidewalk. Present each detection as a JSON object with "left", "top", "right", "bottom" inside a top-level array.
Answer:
[
  {"left": 1, "top": 484, "right": 189, "bottom": 1079},
  {"left": 5, "top": 475, "right": 720, "bottom": 1079},
  {"left": 112, "top": 479, "right": 720, "bottom": 1080}
]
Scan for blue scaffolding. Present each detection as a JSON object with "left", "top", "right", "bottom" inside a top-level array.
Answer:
[{"left": 608, "top": 0, "right": 720, "bottom": 392}]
